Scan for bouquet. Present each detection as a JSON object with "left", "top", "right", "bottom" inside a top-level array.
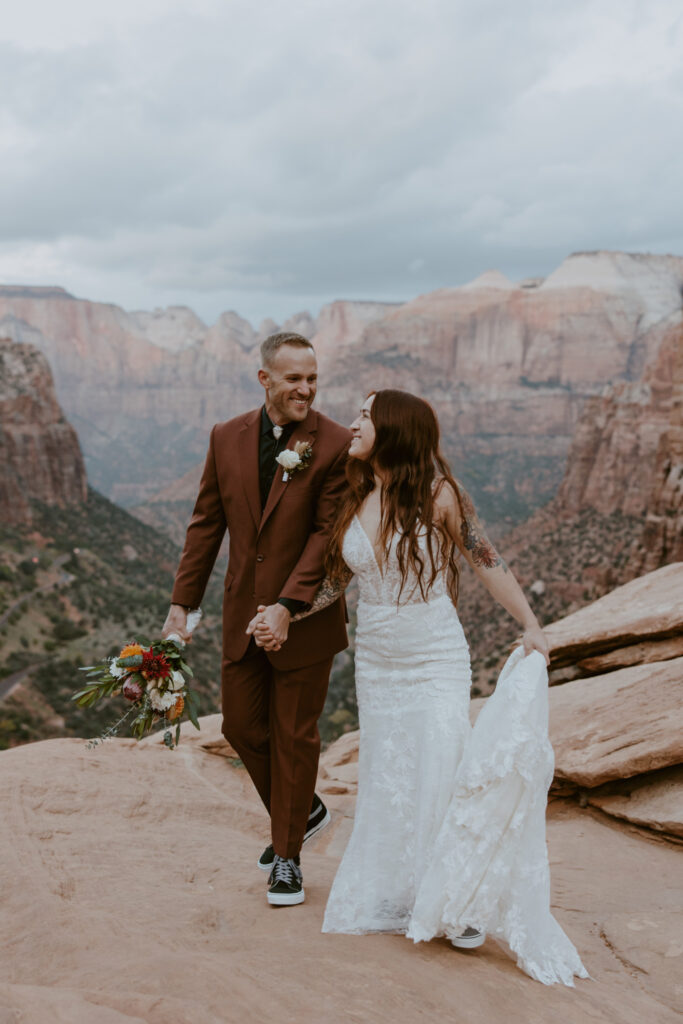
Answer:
[{"left": 72, "top": 617, "right": 202, "bottom": 749}]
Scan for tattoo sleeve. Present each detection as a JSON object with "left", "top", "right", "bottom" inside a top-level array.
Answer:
[
  {"left": 458, "top": 489, "right": 508, "bottom": 572},
  {"left": 290, "top": 565, "right": 354, "bottom": 621}
]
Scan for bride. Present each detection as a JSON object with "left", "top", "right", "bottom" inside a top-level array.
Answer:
[{"left": 256, "top": 388, "right": 589, "bottom": 986}]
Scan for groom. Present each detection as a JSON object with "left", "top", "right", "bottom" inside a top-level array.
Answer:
[{"left": 163, "top": 332, "right": 351, "bottom": 906}]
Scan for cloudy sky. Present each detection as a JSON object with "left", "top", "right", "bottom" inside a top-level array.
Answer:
[{"left": 0, "top": 0, "right": 681, "bottom": 326}]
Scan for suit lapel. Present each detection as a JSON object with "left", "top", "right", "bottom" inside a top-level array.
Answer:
[
  {"left": 239, "top": 410, "right": 262, "bottom": 529},
  {"left": 258, "top": 408, "right": 318, "bottom": 536}
]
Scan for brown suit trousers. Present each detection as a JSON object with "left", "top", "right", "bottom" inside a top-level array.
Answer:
[{"left": 172, "top": 406, "right": 351, "bottom": 856}]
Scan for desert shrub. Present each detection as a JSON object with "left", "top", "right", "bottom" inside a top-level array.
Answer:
[{"left": 52, "top": 619, "right": 88, "bottom": 642}]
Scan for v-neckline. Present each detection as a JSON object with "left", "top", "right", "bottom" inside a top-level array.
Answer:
[{"left": 353, "top": 513, "right": 384, "bottom": 576}]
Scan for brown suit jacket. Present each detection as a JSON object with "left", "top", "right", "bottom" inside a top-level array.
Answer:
[{"left": 171, "top": 406, "right": 351, "bottom": 669}]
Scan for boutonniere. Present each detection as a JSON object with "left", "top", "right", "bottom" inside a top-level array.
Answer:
[{"left": 276, "top": 440, "right": 314, "bottom": 481}]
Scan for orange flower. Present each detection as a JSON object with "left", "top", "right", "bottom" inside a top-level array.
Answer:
[
  {"left": 119, "top": 643, "right": 144, "bottom": 659},
  {"left": 167, "top": 695, "right": 184, "bottom": 721}
]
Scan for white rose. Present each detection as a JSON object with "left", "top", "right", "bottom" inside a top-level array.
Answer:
[
  {"left": 276, "top": 449, "right": 301, "bottom": 471},
  {"left": 170, "top": 670, "right": 185, "bottom": 691},
  {"left": 109, "top": 659, "right": 126, "bottom": 679},
  {"left": 149, "top": 688, "right": 177, "bottom": 711}
]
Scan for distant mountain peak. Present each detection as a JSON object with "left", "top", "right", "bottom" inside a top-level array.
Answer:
[
  {"left": 461, "top": 269, "right": 515, "bottom": 291},
  {"left": 0, "top": 285, "right": 76, "bottom": 300}
]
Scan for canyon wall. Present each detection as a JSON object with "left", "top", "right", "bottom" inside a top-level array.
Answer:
[
  {"left": 317, "top": 252, "right": 683, "bottom": 528},
  {"left": 0, "top": 338, "right": 87, "bottom": 525},
  {"left": 1, "top": 251, "right": 681, "bottom": 529},
  {"left": 553, "top": 321, "right": 683, "bottom": 571}
]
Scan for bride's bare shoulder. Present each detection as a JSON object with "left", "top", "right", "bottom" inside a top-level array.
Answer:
[{"left": 433, "top": 477, "right": 468, "bottom": 516}]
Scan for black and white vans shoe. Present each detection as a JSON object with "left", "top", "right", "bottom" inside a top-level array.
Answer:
[
  {"left": 304, "top": 793, "right": 332, "bottom": 843},
  {"left": 451, "top": 927, "right": 486, "bottom": 949},
  {"left": 257, "top": 794, "right": 331, "bottom": 871},
  {"left": 267, "top": 855, "right": 305, "bottom": 906}
]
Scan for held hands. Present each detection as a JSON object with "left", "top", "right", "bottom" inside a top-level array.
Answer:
[
  {"left": 246, "top": 603, "right": 291, "bottom": 651},
  {"left": 519, "top": 621, "right": 550, "bottom": 666}
]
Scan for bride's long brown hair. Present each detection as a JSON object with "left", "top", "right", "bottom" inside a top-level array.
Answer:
[{"left": 326, "top": 389, "right": 466, "bottom": 604}]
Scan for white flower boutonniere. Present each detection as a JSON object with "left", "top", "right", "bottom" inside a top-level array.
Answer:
[{"left": 276, "top": 440, "right": 314, "bottom": 481}]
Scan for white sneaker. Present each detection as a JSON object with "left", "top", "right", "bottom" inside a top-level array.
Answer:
[{"left": 451, "top": 927, "right": 485, "bottom": 949}]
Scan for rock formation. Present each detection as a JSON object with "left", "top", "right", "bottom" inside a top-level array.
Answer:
[
  {"left": 0, "top": 287, "right": 263, "bottom": 505},
  {"left": 553, "top": 320, "right": 683, "bottom": 570},
  {"left": 318, "top": 251, "right": 683, "bottom": 529},
  {"left": 0, "top": 338, "right": 87, "bottom": 524},
  {"left": 2, "top": 251, "right": 681, "bottom": 525},
  {"left": 542, "top": 562, "right": 683, "bottom": 671}
]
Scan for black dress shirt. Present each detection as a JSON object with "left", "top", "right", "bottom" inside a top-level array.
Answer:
[
  {"left": 258, "top": 406, "right": 307, "bottom": 617},
  {"left": 259, "top": 405, "right": 297, "bottom": 508}
]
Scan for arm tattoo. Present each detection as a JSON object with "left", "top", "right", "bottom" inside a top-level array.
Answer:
[
  {"left": 290, "top": 566, "right": 354, "bottom": 621},
  {"left": 459, "top": 490, "right": 508, "bottom": 572}
]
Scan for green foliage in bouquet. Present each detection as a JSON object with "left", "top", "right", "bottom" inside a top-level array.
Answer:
[{"left": 71, "top": 636, "right": 201, "bottom": 749}]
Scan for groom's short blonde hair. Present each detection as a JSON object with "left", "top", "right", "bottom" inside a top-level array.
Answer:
[{"left": 260, "top": 332, "right": 314, "bottom": 368}]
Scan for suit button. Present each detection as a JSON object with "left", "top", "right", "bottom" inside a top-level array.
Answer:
[{"left": 256, "top": 554, "right": 264, "bottom": 562}]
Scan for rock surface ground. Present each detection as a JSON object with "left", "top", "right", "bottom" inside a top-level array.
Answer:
[{"left": 1, "top": 727, "right": 681, "bottom": 1024}]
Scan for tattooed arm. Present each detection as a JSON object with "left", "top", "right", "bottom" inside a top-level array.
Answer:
[
  {"left": 290, "top": 566, "right": 354, "bottom": 621},
  {"left": 455, "top": 486, "right": 510, "bottom": 574},
  {"left": 435, "top": 481, "right": 549, "bottom": 665}
]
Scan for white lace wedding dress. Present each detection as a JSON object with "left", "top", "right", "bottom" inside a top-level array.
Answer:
[{"left": 321, "top": 515, "right": 589, "bottom": 987}]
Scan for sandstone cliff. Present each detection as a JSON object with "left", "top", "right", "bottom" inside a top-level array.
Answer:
[
  {"left": 0, "top": 288, "right": 398, "bottom": 506},
  {"left": 543, "top": 319, "right": 683, "bottom": 574},
  {"left": 3, "top": 252, "right": 681, "bottom": 523},
  {"left": 319, "top": 251, "right": 683, "bottom": 529},
  {"left": 0, "top": 338, "right": 87, "bottom": 525}
]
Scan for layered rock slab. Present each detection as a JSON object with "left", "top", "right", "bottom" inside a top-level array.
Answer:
[
  {"left": 1, "top": 730, "right": 682, "bottom": 1022},
  {"left": 544, "top": 561, "right": 683, "bottom": 667},
  {"left": 548, "top": 658, "right": 683, "bottom": 788},
  {"left": 587, "top": 765, "right": 683, "bottom": 838}
]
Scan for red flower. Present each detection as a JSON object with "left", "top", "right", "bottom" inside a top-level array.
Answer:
[
  {"left": 122, "top": 678, "right": 143, "bottom": 702},
  {"left": 141, "top": 650, "right": 171, "bottom": 681}
]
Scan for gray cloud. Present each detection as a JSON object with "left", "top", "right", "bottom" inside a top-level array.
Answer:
[{"left": 0, "top": 0, "right": 682, "bottom": 325}]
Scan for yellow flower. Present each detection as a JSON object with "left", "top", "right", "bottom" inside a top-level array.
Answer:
[{"left": 119, "top": 642, "right": 144, "bottom": 660}]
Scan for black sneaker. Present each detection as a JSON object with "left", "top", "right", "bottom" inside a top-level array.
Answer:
[
  {"left": 257, "top": 844, "right": 276, "bottom": 872},
  {"left": 256, "top": 794, "right": 331, "bottom": 871},
  {"left": 305, "top": 793, "right": 331, "bottom": 842},
  {"left": 267, "top": 855, "right": 304, "bottom": 906}
]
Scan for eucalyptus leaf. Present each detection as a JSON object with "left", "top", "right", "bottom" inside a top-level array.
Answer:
[
  {"left": 186, "top": 702, "right": 200, "bottom": 730},
  {"left": 118, "top": 654, "right": 143, "bottom": 668}
]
